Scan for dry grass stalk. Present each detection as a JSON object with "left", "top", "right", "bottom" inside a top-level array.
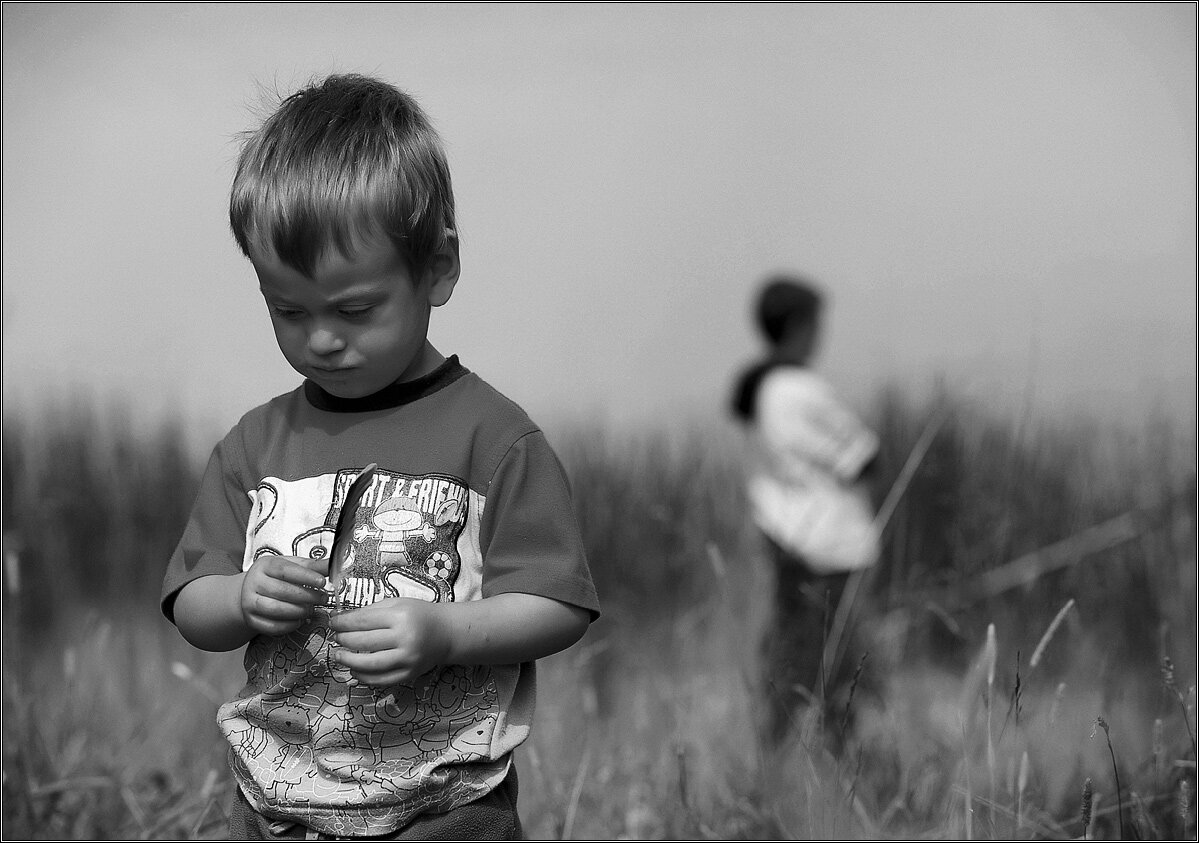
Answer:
[
  {"left": 1131, "top": 789, "right": 1161, "bottom": 838},
  {"left": 1000, "top": 652, "right": 1023, "bottom": 739},
  {"left": 838, "top": 653, "right": 867, "bottom": 739},
  {"left": 1180, "top": 778, "right": 1193, "bottom": 831},
  {"left": 1016, "top": 750, "right": 1029, "bottom": 836},
  {"left": 823, "top": 405, "right": 949, "bottom": 673},
  {"left": 1161, "top": 656, "right": 1198, "bottom": 757},
  {"left": 187, "top": 777, "right": 223, "bottom": 839},
  {"left": 676, "top": 743, "right": 691, "bottom": 813},
  {"left": 984, "top": 624, "right": 998, "bottom": 827},
  {"left": 1093, "top": 716, "right": 1126, "bottom": 838},
  {"left": 1028, "top": 598, "right": 1075, "bottom": 669},
  {"left": 945, "top": 514, "right": 1140, "bottom": 609},
  {"left": 1080, "top": 776, "right": 1093, "bottom": 840},
  {"left": 958, "top": 788, "right": 1066, "bottom": 839},
  {"left": 960, "top": 713, "right": 974, "bottom": 841},
  {"left": 561, "top": 737, "right": 592, "bottom": 840},
  {"left": 1152, "top": 717, "right": 1165, "bottom": 790},
  {"left": 1048, "top": 681, "right": 1067, "bottom": 729}
]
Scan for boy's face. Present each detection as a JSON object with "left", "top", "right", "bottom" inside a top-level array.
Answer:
[{"left": 251, "top": 237, "right": 458, "bottom": 400}]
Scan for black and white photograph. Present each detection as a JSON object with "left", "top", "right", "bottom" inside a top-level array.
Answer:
[{"left": 3, "top": 3, "right": 1195, "bottom": 839}]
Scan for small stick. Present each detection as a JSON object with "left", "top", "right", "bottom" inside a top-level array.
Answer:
[
  {"left": 1094, "top": 717, "right": 1125, "bottom": 838},
  {"left": 561, "top": 738, "right": 592, "bottom": 840},
  {"left": 1029, "top": 598, "right": 1075, "bottom": 669},
  {"left": 1080, "top": 777, "right": 1093, "bottom": 840}
]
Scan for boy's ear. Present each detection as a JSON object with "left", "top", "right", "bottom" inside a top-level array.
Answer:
[{"left": 425, "top": 232, "right": 460, "bottom": 308}]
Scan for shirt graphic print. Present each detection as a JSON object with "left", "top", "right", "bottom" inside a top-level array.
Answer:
[
  {"left": 248, "top": 466, "right": 471, "bottom": 607},
  {"left": 219, "top": 465, "right": 510, "bottom": 836}
]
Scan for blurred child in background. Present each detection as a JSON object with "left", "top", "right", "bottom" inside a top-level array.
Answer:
[{"left": 731, "top": 273, "right": 880, "bottom": 746}]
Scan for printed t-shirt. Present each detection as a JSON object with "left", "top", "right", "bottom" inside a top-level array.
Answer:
[{"left": 161, "top": 357, "right": 598, "bottom": 836}]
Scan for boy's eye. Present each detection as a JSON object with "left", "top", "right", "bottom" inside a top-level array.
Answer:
[
  {"left": 338, "top": 306, "right": 375, "bottom": 320},
  {"left": 270, "top": 306, "right": 304, "bottom": 320}
]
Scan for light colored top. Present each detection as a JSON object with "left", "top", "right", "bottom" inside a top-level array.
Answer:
[{"left": 746, "top": 366, "right": 881, "bottom": 574}]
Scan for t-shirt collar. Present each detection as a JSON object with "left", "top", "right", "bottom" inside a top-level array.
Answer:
[{"left": 303, "top": 355, "right": 468, "bottom": 413}]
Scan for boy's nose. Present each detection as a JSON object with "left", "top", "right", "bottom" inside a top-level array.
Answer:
[{"left": 308, "top": 327, "right": 347, "bottom": 356}]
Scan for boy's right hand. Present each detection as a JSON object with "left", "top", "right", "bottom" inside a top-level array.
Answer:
[{"left": 240, "top": 555, "right": 330, "bottom": 636}]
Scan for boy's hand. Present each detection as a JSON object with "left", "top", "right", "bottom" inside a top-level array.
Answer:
[
  {"left": 328, "top": 598, "right": 452, "bottom": 687},
  {"left": 240, "top": 554, "right": 329, "bottom": 636}
]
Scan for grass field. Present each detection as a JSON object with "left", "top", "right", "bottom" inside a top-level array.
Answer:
[{"left": 2, "top": 387, "right": 1195, "bottom": 839}]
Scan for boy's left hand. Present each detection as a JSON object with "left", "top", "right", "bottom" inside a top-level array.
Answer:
[{"left": 328, "top": 598, "right": 452, "bottom": 687}]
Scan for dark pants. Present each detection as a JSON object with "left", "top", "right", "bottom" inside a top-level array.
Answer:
[
  {"left": 228, "top": 765, "right": 522, "bottom": 840},
  {"left": 759, "top": 535, "right": 852, "bottom": 747}
]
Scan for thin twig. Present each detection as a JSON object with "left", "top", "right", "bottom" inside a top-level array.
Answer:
[
  {"left": 1162, "top": 656, "right": 1198, "bottom": 758},
  {"left": 120, "top": 786, "right": 149, "bottom": 836},
  {"left": 1081, "top": 777, "right": 1093, "bottom": 840},
  {"left": 676, "top": 743, "right": 691, "bottom": 812},
  {"left": 561, "top": 737, "right": 592, "bottom": 840},
  {"left": 960, "top": 713, "right": 974, "bottom": 841},
  {"left": 1029, "top": 598, "right": 1076, "bottom": 669},
  {"left": 28, "top": 777, "right": 115, "bottom": 799},
  {"left": 1095, "top": 717, "right": 1126, "bottom": 839},
  {"left": 1017, "top": 750, "right": 1029, "bottom": 839},
  {"left": 824, "top": 404, "right": 949, "bottom": 675},
  {"left": 952, "top": 786, "right": 1069, "bottom": 840},
  {"left": 985, "top": 624, "right": 997, "bottom": 832},
  {"left": 926, "top": 514, "right": 1141, "bottom": 611},
  {"left": 999, "top": 650, "right": 1022, "bottom": 742},
  {"left": 838, "top": 653, "right": 867, "bottom": 739}
]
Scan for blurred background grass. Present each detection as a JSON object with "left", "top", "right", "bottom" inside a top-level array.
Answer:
[{"left": 2, "top": 386, "right": 1195, "bottom": 839}]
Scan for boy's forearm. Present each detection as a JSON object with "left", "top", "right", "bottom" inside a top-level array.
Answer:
[
  {"left": 442, "top": 593, "right": 590, "bottom": 665},
  {"left": 175, "top": 577, "right": 589, "bottom": 663},
  {"left": 172, "top": 573, "right": 255, "bottom": 652}
]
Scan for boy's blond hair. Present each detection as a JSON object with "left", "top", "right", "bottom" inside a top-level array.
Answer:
[{"left": 229, "top": 73, "right": 456, "bottom": 277}]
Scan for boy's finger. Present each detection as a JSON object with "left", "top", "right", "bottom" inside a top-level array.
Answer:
[
  {"left": 248, "top": 594, "right": 312, "bottom": 621},
  {"left": 252, "top": 615, "right": 311, "bottom": 638},
  {"left": 290, "top": 554, "right": 333, "bottom": 578},
  {"left": 326, "top": 605, "right": 388, "bottom": 632},
  {"left": 333, "top": 647, "right": 411, "bottom": 677},
  {"left": 258, "top": 578, "right": 327, "bottom": 606},
  {"left": 332, "top": 629, "right": 395, "bottom": 653},
  {"left": 327, "top": 597, "right": 420, "bottom": 631},
  {"left": 262, "top": 555, "right": 328, "bottom": 587}
]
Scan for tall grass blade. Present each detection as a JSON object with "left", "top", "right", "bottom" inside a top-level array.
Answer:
[
  {"left": 824, "top": 404, "right": 949, "bottom": 674},
  {"left": 1017, "top": 750, "right": 1029, "bottom": 837},
  {"left": 961, "top": 713, "right": 974, "bottom": 841},
  {"left": 941, "top": 514, "right": 1140, "bottom": 609},
  {"left": 984, "top": 623, "right": 997, "bottom": 831},
  {"left": 561, "top": 738, "right": 592, "bottom": 840},
  {"left": 1081, "top": 776, "right": 1093, "bottom": 840},
  {"left": 1094, "top": 716, "right": 1126, "bottom": 838},
  {"left": 1029, "top": 598, "right": 1075, "bottom": 669}
]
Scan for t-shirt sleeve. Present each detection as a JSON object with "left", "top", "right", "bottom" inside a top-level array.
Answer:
[
  {"left": 478, "top": 431, "right": 600, "bottom": 621},
  {"left": 160, "top": 431, "right": 253, "bottom": 624}
]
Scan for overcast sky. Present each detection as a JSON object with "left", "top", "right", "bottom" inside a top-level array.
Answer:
[{"left": 3, "top": 3, "right": 1195, "bottom": 450}]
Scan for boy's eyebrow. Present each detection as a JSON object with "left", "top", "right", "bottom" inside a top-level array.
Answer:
[
  {"left": 325, "top": 286, "right": 388, "bottom": 304},
  {"left": 259, "top": 283, "right": 389, "bottom": 305}
]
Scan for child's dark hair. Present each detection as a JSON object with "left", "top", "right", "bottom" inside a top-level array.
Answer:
[
  {"left": 756, "top": 274, "right": 823, "bottom": 345},
  {"left": 229, "top": 73, "right": 456, "bottom": 278}
]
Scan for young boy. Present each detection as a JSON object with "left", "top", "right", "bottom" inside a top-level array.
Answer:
[
  {"left": 731, "top": 274, "right": 879, "bottom": 746},
  {"left": 161, "top": 73, "right": 600, "bottom": 839}
]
